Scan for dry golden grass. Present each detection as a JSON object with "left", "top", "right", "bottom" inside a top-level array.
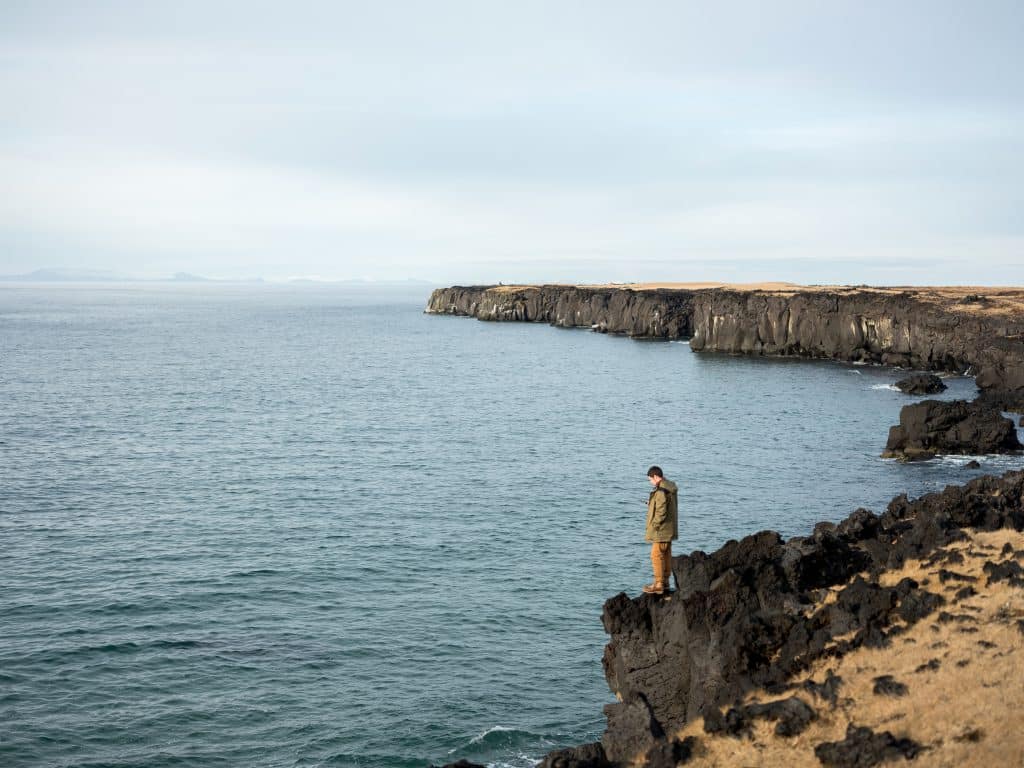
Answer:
[{"left": 667, "top": 529, "right": 1024, "bottom": 767}]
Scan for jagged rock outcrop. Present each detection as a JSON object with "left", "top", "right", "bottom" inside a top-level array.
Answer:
[
  {"left": 813, "top": 724, "right": 922, "bottom": 767},
  {"left": 894, "top": 372, "right": 947, "bottom": 394},
  {"left": 426, "top": 285, "right": 1024, "bottom": 409},
  {"left": 538, "top": 742, "right": 611, "bottom": 768},
  {"left": 881, "top": 399, "right": 1022, "bottom": 460},
  {"left": 602, "top": 693, "right": 665, "bottom": 763},
  {"left": 580, "top": 470, "right": 1024, "bottom": 765},
  {"left": 703, "top": 695, "right": 817, "bottom": 737}
]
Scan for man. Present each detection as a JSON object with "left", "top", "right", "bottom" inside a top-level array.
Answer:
[{"left": 643, "top": 465, "right": 678, "bottom": 595}]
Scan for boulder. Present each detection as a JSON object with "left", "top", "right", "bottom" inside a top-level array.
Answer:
[
  {"left": 894, "top": 372, "right": 946, "bottom": 394},
  {"left": 882, "top": 399, "right": 1021, "bottom": 460},
  {"left": 704, "top": 696, "right": 816, "bottom": 737},
  {"left": 814, "top": 724, "right": 921, "bottom": 767},
  {"left": 538, "top": 742, "right": 611, "bottom": 768},
  {"left": 601, "top": 692, "right": 665, "bottom": 764},
  {"left": 643, "top": 737, "right": 697, "bottom": 768}
]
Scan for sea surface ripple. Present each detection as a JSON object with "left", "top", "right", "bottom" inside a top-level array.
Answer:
[{"left": 2, "top": 283, "right": 1021, "bottom": 768}]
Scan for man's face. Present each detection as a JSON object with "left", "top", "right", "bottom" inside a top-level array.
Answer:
[{"left": 648, "top": 474, "right": 661, "bottom": 487}]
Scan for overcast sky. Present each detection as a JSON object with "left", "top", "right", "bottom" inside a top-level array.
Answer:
[{"left": 1, "top": 1, "right": 1022, "bottom": 284}]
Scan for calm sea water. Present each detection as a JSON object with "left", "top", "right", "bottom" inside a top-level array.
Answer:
[{"left": 3, "top": 283, "right": 1022, "bottom": 768}]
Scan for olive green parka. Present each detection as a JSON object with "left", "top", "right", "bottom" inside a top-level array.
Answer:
[{"left": 645, "top": 478, "right": 679, "bottom": 542}]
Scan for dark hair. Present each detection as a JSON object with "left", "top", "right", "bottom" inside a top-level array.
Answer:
[{"left": 647, "top": 465, "right": 663, "bottom": 478}]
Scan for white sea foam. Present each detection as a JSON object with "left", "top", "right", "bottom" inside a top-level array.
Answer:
[
  {"left": 871, "top": 384, "right": 900, "bottom": 391},
  {"left": 489, "top": 755, "right": 542, "bottom": 768},
  {"left": 938, "top": 454, "right": 985, "bottom": 463},
  {"left": 452, "top": 725, "right": 517, "bottom": 750}
]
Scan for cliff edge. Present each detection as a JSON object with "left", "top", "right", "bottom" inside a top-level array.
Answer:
[
  {"left": 426, "top": 284, "right": 1024, "bottom": 410},
  {"left": 562, "top": 469, "right": 1024, "bottom": 767},
  {"left": 426, "top": 283, "right": 1024, "bottom": 766}
]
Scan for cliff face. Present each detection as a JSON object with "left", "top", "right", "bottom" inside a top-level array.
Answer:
[
  {"left": 688, "top": 290, "right": 1024, "bottom": 404},
  {"left": 428, "top": 284, "right": 1024, "bottom": 767},
  {"left": 426, "top": 285, "right": 1024, "bottom": 408},
  {"left": 593, "top": 469, "right": 1024, "bottom": 765},
  {"left": 426, "top": 285, "right": 695, "bottom": 338}
]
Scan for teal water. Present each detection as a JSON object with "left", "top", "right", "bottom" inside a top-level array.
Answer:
[{"left": 2, "top": 283, "right": 1022, "bottom": 768}]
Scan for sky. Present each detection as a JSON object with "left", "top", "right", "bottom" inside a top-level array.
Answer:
[{"left": 1, "top": 1, "right": 1022, "bottom": 285}]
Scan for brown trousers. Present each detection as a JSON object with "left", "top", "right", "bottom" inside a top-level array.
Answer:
[{"left": 650, "top": 541, "right": 672, "bottom": 587}]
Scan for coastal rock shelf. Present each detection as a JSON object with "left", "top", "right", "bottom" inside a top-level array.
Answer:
[
  {"left": 426, "top": 284, "right": 1024, "bottom": 410},
  {"left": 545, "top": 470, "right": 1024, "bottom": 767}
]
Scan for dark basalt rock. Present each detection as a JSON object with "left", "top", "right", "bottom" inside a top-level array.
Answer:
[
  {"left": 814, "top": 724, "right": 922, "bottom": 767},
  {"left": 965, "top": 459, "right": 982, "bottom": 469},
  {"left": 953, "top": 727, "right": 984, "bottom": 743},
  {"left": 894, "top": 586, "right": 944, "bottom": 623},
  {"left": 983, "top": 559, "right": 1024, "bottom": 586},
  {"left": 642, "top": 736, "right": 696, "bottom": 768},
  {"left": 538, "top": 742, "right": 611, "bottom": 768},
  {"left": 872, "top": 675, "right": 909, "bottom": 697},
  {"left": 593, "top": 470, "right": 1024, "bottom": 756},
  {"left": 802, "top": 670, "right": 843, "bottom": 707},
  {"left": 937, "top": 611, "right": 977, "bottom": 624},
  {"left": 894, "top": 373, "right": 947, "bottom": 394},
  {"left": 601, "top": 692, "right": 664, "bottom": 764},
  {"left": 704, "top": 696, "right": 816, "bottom": 738},
  {"left": 882, "top": 399, "right": 1021, "bottom": 460},
  {"left": 954, "top": 586, "right": 978, "bottom": 600},
  {"left": 937, "top": 568, "right": 975, "bottom": 584},
  {"left": 924, "top": 548, "right": 964, "bottom": 566},
  {"left": 425, "top": 285, "right": 695, "bottom": 338}
]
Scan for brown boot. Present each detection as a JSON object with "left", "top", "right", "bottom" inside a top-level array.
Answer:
[{"left": 641, "top": 582, "right": 665, "bottom": 595}]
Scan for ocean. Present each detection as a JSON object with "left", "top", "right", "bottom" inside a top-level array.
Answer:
[{"left": 2, "top": 283, "right": 1022, "bottom": 768}]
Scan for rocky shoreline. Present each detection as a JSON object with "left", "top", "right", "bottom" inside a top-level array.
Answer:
[
  {"left": 439, "top": 471, "right": 1024, "bottom": 768},
  {"left": 425, "top": 284, "right": 1024, "bottom": 411},
  {"left": 549, "top": 470, "right": 1024, "bottom": 767},
  {"left": 427, "top": 283, "right": 1024, "bottom": 767}
]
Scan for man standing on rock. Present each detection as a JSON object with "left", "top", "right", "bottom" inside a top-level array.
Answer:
[{"left": 643, "top": 466, "right": 678, "bottom": 595}]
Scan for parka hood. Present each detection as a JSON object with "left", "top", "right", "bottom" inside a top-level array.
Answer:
[{"left": 658, "top": 479, "right": 678, "bottom": 493}]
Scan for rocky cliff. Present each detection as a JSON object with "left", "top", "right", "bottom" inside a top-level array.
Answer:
[
  {"left": 427, "top": 283, "right": 1024, "bottom": 767},
  {"left": 426, "top": 285, "right": 696, "bottom": 338},
  {"left": 552, "top": 470, "right": 1024, "bottom": 767},
  {"left": 426, "top": 284, "right": 1024, "bottom": 409}
]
